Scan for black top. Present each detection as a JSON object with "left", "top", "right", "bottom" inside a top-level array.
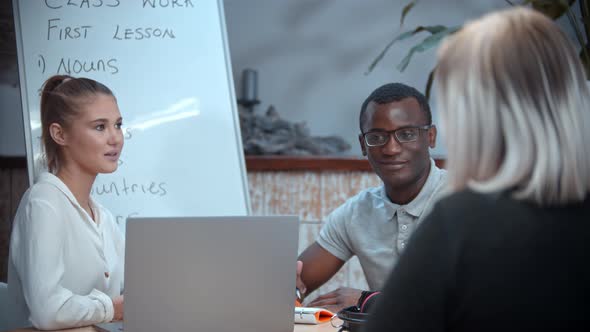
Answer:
[{"left": 365, "top": 190, "right": 590, "bottom": 332}]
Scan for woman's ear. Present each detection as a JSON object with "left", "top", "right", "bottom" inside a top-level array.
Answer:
[{"left": 49, "top": 123, "right": 67, "bottom": 146}]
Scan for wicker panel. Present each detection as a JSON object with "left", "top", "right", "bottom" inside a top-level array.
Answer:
[
  {"left": 319, "top": 172, "right": 353, "bottom": 219},
  {"left": 263, "top": 171, "right": 322, "bottom": 222},
  {"left": 246, "top": 172, "right": 267, "bottom": 216},
  {"left": 0, "top": 168, "right": 28, "bottom": 282},
  {"left": 246, "top": 170, "right": 377, "bottom": 298}
]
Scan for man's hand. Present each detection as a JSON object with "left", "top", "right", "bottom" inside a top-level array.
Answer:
[
  {"left": 296, "top": 260, "right": 307, "bottom": 299},
  {"left": 112, "top": 295, "right": 124, "bottom": 321},
  {"left": 307, "top": 287, "right": 362, "bottom": 313}
]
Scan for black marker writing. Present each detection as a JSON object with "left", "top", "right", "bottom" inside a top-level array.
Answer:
[
  {"left": 143, "top": 0, "right": 194, "bottom": 8},
  {"left": 44, "top": 0, "right": 120, "bottom": 9},
  {"left": 47, "top": 18, "right": 92, "bottom": 40},
  {"left": 92, "top": 178, "right": 168, "bottom": 197},
  {"left": 115, "top": 212, "right": 139, "bottom": 225},
  {"left": 113, "top": 25, "right": 176, "bottom": 40},
  {"left": 56, "top": 57, "right": 119, "bottom": 75}
]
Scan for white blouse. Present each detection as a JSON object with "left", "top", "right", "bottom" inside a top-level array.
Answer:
[{"left": 6, "top": 172, "right": 125, "bottom": 330}]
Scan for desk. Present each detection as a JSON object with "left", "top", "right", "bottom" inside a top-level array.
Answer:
[{"left": 6, "top": 321, "right": 341, "bottom": 332}]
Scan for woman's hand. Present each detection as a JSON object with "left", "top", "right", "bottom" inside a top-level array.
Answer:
[{"left": 112, "top": 295, "right": 124, "bottom": 321}]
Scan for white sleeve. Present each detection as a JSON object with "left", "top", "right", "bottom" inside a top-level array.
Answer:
[
  {"left": 317, "top": 203, "right": 354, "bottom": 262},
  {"left": 117, "top": 227, "right": 125, "bottom": 293},
  {"left": 12, "top": 198, "right": 114, "bottom": 330},
  {"left": 105, "top": 211, "right": 125, "bottom": 293}
]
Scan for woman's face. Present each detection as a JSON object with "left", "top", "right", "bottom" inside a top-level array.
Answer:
[{"left": 59, "top": 93, "right": 124, "bottom": 175}]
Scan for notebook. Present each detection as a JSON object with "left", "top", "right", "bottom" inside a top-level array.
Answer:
[{"left": 109, "top": 216, "right": 299, "bottom": 332}]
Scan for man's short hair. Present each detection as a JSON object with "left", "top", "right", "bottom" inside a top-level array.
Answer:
[{"left": 359, "top": 83, "right": 432, "bottom": 132}]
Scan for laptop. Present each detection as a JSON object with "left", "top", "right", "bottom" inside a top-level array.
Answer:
[{"left": 98, "top": 216, "right": 299, "bottom": 332}]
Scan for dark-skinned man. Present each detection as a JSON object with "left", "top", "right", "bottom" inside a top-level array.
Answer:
[{"left": 296, "top": 83, "right": 447, "bottom": 312}]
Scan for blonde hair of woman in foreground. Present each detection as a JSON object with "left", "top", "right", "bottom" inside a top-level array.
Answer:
[
  {"left": 366, "top": 7, "right": 590, "bottom": 332},
  {"left": 437, "top": 7, "right": 590, "bottom": 205}
]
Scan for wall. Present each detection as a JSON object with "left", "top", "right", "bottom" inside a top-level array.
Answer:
[
  {"left": 223, "top": 0, "right": 508, "bottom": 157},
  {"left": 2, "top": 1, "right": 583, "bottom": 157}
]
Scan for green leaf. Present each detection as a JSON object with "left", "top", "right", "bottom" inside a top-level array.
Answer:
[
  {"left": 366, "top": 25, "right": 448, "bottom": 74},
  {"left": 425, "top": 67, "right": 436, "bottom": 101},
  {"left": 579, "top": 50, "right": 590, "bottom": 80},
  {"left": 580, "top": 47, "right": 590, "bottom": 79},
  {"left": 396, "top": 26, "right": 461, "bottom": 72},
  {"left": 400, "top": 1, "right": 418, "bottom": 27},
  {"left": 528, "top": 0, "right": 575, "bottom": 19},
  {"left": 564, "top": 2, "right": 589, "bottom": 62}
]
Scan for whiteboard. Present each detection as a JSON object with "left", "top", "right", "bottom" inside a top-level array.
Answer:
[{"left": 12, "top": 0, "right": 250, "bottom": 226}]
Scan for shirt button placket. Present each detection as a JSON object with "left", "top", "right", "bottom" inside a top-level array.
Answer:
[{"left": 398, "top": 209, "right": 408, "bottom": 251}]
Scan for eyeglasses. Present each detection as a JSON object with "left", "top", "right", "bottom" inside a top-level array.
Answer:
[{"left": 362, "top": 125, "right": 432, "bottom": 147}]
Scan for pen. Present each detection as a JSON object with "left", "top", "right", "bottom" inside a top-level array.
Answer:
[{"left": 296, "top": 287, "right": 302, "bottom": 301}]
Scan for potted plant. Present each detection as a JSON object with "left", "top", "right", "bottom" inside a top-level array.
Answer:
[{"left": 367, "top": 0, "right": 590, "bottom": 99}]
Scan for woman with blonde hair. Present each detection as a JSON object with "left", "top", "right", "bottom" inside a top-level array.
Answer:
[
  {"left": 7, "top": 75, "right": 125, "bottom": 330},
  {"left": 366, "top": 7, "right": 590, "bottom": 331}
]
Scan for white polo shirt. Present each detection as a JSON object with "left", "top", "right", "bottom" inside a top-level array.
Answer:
[
  {"left": 7, "top": 172, "right": 125, "bottom": 330},
  {"left": 317, "top": 159, "right": 447, "bottom": 290}
]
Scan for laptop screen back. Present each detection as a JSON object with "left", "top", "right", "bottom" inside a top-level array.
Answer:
[{"left": 123, "top": 216, "right": 299, "bottom": 332}]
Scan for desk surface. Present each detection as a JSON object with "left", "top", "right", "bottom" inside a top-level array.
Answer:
[{"left": 6, "top": 321, "right": 341, "bottom": 332}]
